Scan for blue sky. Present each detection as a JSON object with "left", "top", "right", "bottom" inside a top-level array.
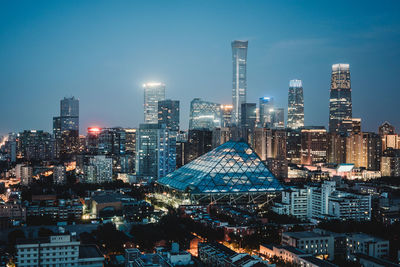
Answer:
[{"left": 0, "top": 0, "right": 399, "bottom": 134}]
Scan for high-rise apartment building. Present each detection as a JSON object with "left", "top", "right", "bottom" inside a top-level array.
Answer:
[
  {"left": 21, "top": 166, "right": 33, "bottom": 186},
  {"left": 18, "top": 130, "right": 53, "bottom": 161},
  {"left": 287, "top": 79, "right": 304, "bottom": 129},
  {"left": 84, "top": 155, "right": 113, "bottom": 183},
  {"left": 158, "top": 99, "right": 180, "bottom": 132},
  {"left": 231, "top": 40, "right": 248, "bottom": 126},
  {"left": 189, "top": 98, "right": 222, "bottom": 131},
  {"left": 53, "top": 165, "right": 66, "bottom": 184},
  {"left": 143, "top": 82, "right": 166, "bottom": 123},
  {"left": 346, "top": 132, "right": 382, "bottom": 171},
  {"left": 329, "top": 64, "right": 352, "bottom": 133}
]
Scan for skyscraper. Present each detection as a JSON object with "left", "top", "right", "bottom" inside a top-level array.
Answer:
[
  {"left": 60, "top": 96, "right": 79, "bottom": 131},
  {"left": 287, "top": 79, "right": 304, "bottom": 129},
  {"left": 143, "top": 82, "right": 166, "bottom": 123},
  {"left": 220, "top": 105, "right": 233, "bottom": 127},
  {"left": 136, "top": 123, "right": 175, "bottom": 179},
  {"left": 231, "top": 40, "right": 248, "bottom": 126},
  {"left": 158, "top": 99, "right": 180, "bottom": 132},
  {"left": 272, "top": 108, "right": 285, "bottom": 129},
  {"left": 53, "top": 96, "right": 79, "bottom": 160},
  {"left": 329, "top": 64, "right": 352, "bottom": 133},
  {"left": 259, "top": 97, "right": 274, "bottom": 128},
  {"left": 189, "top": 98, "right": 222, "bottom": 131},
  {"left": 240, "top": 103, "right": 257, "bottom": 129}
]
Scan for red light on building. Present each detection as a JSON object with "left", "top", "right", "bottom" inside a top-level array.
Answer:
[{"left": 88, "top": 127, "right": 101, "bottom": 133}]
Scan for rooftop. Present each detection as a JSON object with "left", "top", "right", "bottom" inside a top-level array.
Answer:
[
  {"left": 283, "top": 231, "right": 329, "bottom": 239},
  {"left": 300, "top": 256, "right": 338, "bottom": 267},
  {"left": 157, "top": 141, "right": 284, "bottom": 194},
  {"left": 79, "top": 244, "right": 103, "bottom": 259}
]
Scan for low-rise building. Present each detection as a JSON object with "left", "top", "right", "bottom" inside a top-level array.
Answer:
[
  {"left": 198, "top": 242, "right": 272, "bottom": 266},
  {"left": 26, "top": 198, "right": 82, "bottom": 220},
  {"left": 272, "top": 181, "right": 372, "bottom": 221},
  {"left": 281, "top": 231, "right": 335, "bottom": 260},
  {"left": 272, "top": 188, "right": 307, "bottom": 219},
  {"left": 0, "top": 201, "right": 26, "bottom": 224},
  {"left": 328, "top": 191, "right": 371, "bottom": 221},
  {"left": 15, "top": 234, "right": 104, "bottom": 267},
  {"left": 259, "top": 244, "right": 338, "bottom": 267},
  {"left": 346, "top": 233, "right": 389, "bottom": 259}
]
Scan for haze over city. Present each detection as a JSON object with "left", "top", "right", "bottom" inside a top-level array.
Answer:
[{"left": 1, "top": 0, "right": 400, "bottom": 135}]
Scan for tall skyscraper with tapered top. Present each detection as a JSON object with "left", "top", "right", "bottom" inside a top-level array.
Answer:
[
  {"left": 143, "top": 82, "right": 165, "bottom": 123},
  {"left": 287, "top": 79, "right": 304, "bottom": 129},
  {"left": 329, "top": 64, "right": 352, "bottom": 133},
  {"left": 231, "top": 40, "right": 248, "bottom": 126}
]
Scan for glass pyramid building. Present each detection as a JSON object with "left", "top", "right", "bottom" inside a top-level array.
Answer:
[{"left": 157, "top": 140, "right": 284, "bottom": 204}]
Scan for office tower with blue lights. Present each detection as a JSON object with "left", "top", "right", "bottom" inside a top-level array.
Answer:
[
  {"left": 259, "top": 97, "right": 274, "bottom": 128},
  {"left": 158, "top": 99, "right": 180, "bottom": 132},
  {"left": 144, "top": 82, "right": 166, "bottom": 123},
  {"left": 136, "top": 124, "right": 175, "bottom": 179},
  {"left": 231, "top": 40, "right": 248, "bottom": 126},
  {"left": 287, "top": 79, "right": 304, "bottom": 129},
  {"left": 329, "top": 64, "right": 352, "bottom": 133},
  {"left": 189, "top": 98, "right": 222, "bottom": 131}
]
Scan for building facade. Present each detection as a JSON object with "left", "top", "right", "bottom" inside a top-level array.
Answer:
[
  {"left": 300, "top": 127, "right": 328, "bottom": 165},
  {"left": 231, "top": 40, "right": 248, "bottom": 126},
  {"left": 136, "top": 123, "right": 175, "bottom": 179},
  {"left": 259, "top": 97, "right": 274, "bottom": 128},
  {"left": 189, "top": 98, "right": 222, "bottom": 131},
  {"left": 329, "top": 64, "right": 352, "bottom": 133},
  {"left": 158, "top": 99, "right": 180, "bottom": 132},
  {"left": 287, "top": 79, "right": 304, "bottom": 129},
  {"left": 143, "top": 82, "right": 166, "bottom": 124}
]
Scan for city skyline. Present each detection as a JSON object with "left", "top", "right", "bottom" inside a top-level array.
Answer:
[{"left": 1, "top": 1, "right": 400, "bottom": 135}]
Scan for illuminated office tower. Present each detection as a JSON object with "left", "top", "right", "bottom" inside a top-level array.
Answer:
[
  {"left": 241, "top": 103, "right": 257, "bottom": 129},
  {"left": 53, "top": 96, "right": 79, "bottom": 159},
  {"left": 60, "top": 96, "right": 79, "bottom": 131},
  {"left": 329, "top": 64, "right": 352, "bottom": 133},
  {"left": 158, "top": 99, "right": 180, "bottom": 132},
  {"left": 136, "top": 124, "right": 175, "bottom": 179},
  {"left": 143, "top": 82, "right": 166, "bottom": 123},
  {"left": 287, "top": 79, "right": 304, "bottom": 129},
  {"left": 220, "top": 105, "right": 233, "bottom": 127},
  {"left": 272, "top": 108, "right": 285, "bottom": 129},
  {"left": 301, "top": 127, "right": 328, "bottom": 165},
  {"left": 231, "top": 40, "right": 248, "bottom": 126},
  {"left": 189, "top": 98, "right": 222, "bottom": 131},
  {"left": 259, "top": 97, "right": 274, "bottom": 128}
]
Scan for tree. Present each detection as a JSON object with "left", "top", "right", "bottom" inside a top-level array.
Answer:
[
  {"left": 7, "top": 229, "right": 25, "bottom": 253},
  {"left": 38, "top": 227, "right": 54, "bottom": 237}
]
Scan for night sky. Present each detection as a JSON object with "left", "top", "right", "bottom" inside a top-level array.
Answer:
[{"left": 1, "top": 0, "right": 399, "bottom": 135}]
